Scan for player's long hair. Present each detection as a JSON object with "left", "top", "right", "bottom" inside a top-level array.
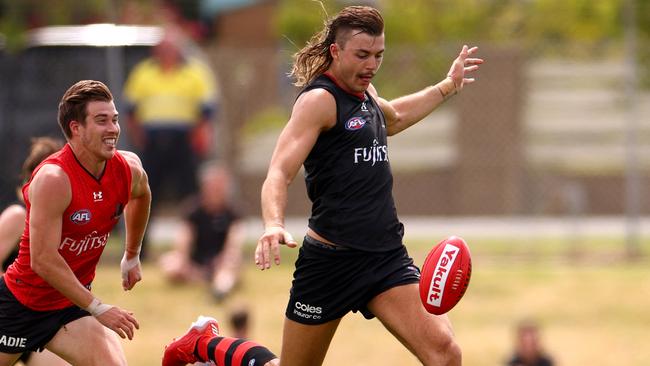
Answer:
[{"left": 289, "top": 5, "right": 384, "bottom": 87}]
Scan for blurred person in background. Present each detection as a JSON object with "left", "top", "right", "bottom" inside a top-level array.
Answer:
[
  {"left": 123, "top": 25, "right": 218, "bottom": 259},
  {"left": 0, "top": 80, "right": 150, "bottom": 365},
  {"left": 158, "top": 163, "right": 244, "bottom": 302},
  {"left": 1, "top": 137, "right": 62, "bottom": 273},
  {"left": 255, "top": 5, "right": 482, "bottom": 366},
  {"left": 0, "top": 136, "right": 69, "bottom": 366},
  {"left": 229, "top": 305, "right": 251, "bottom": 339},
  {"left": 163, "top": 315, "right": 278, "bottom": 366},
  {"left": 506, "top": 320, "right": 554, "bottom": 366}
]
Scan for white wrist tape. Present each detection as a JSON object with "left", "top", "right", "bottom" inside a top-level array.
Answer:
[
  {"left": 85, "top": 298, "right": 112, "bottom": 317},
  {"left": 120, "top": 255, "right": 140, "bottom": 280}
]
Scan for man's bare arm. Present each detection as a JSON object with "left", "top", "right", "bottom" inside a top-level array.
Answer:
[{"left": 256, "top": 89, "right": 336, "bottom": 269}]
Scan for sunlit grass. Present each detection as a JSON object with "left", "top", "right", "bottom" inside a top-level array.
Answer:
[{"left": 95, "top": 237, "right": 650, "bottom": 365}]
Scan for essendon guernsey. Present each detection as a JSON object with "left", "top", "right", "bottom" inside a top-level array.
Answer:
[{"left": 4, "top": 144, "right": 132, "bottom": 311}]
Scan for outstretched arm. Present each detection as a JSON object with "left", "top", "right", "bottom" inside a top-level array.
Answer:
[{"left": 378, "top": 45, "right": 483, "bottom": 136}]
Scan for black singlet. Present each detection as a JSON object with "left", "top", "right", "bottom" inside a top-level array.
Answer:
[{"left": 301, "top": 74, "right": 404, "bottom": 252}]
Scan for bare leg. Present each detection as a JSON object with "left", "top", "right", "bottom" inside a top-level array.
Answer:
[
  {"left": 26, "top": 349, "right": 71, "bottom": 366},
  {"left": 0, "top": 352, "right": 20, "bottom": 366},
  {"left": 368, "top": 284, "right": 461, "bottom": 366},
  {"left": 45, "top": 316, "right": 127, "bottom": 366},
  {"left": 278, "top": 317, "right": 341, "bottom": 366}
]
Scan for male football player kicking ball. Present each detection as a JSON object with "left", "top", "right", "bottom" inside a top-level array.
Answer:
[{"left": 162, "top": 316, "right": 278, "bottom": 366}]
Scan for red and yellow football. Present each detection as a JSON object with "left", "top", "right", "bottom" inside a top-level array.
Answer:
[{"left": 419, "top": 236, "right": 472, "bottom": 315}]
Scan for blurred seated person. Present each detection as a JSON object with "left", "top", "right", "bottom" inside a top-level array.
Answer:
[
  {"left": 506, "top": 320, "right": 554, "bottom": 366},
  {"left": 159, "top": 163, "right": 244, "bottom": 301}
]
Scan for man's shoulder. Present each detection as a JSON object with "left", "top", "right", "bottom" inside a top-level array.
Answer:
[
  {"left": 116, "top": 150, "right": 144, "bottom": 177},
  {"left": 297, "top": 87, "right": 336, "bottom": 106},
  {"left": 116, "top": 150, "right": 141, "bottom": 165},
  {"left": 28, "top": 163, "right": 71, "bottom": 203},
  {"left": 182, "top": 58, "right": 215, "bottom": 81},
  {"left": 132, "top": 57, "right": 157, "bottom": 70},
  {"left": 33, "top": 163, "right": 67, "bottom": 181}
]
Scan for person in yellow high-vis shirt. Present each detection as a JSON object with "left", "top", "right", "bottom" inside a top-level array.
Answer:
[{"left": 123, "top": 26, "right": 218, "bottom": 258}]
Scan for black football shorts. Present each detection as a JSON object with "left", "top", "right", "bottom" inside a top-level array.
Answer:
[
  {"left": 286, "top": 235, "right": 421, "bottom": 325},
  {"left": 0, "top": 277, "right": 90, "bottom": 353}
]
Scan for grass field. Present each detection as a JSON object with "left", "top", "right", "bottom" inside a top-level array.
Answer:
[{"left": 93, "top": 236, "right": 650, "bottom": 366}]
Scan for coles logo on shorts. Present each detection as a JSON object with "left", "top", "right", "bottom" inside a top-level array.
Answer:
[
  {"left": 70, "top": 209, "right": 92, "bottom": 225},
  {"left": 345, "top": 117, "right": 366, "bottom": 131}
]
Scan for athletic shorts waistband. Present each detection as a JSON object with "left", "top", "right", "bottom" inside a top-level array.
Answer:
[{"left": 303, "top": 235, "right": 350, "bottom": 251}]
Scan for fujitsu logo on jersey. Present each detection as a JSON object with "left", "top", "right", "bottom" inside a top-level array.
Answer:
[
  {"left": 426, "top": 244, "right": 459, "bottom": 307},
  {"left": 59, "top": 230, "right": 109, "bottom": 256},
  {"left": 353, "top": 139, "right": 388, "bottom": 166}
]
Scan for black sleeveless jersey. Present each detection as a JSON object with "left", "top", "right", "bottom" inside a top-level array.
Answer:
[{"left": 301, "top": 74, "right": 404, "bottom": 251}]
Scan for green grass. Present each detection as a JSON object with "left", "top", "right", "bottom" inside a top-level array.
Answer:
[{"left": 93, "top": 237, "right": 650, "bottom": 365}]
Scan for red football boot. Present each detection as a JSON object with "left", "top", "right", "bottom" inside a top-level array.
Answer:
[{"left": 162, "top": 316, "right": 220, "bottom": 366}]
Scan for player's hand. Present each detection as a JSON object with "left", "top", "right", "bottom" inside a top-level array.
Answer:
[
  {"left": 256, "top": 226, "right": 297, "bottom": 270},
  {"left": 120, "top": 253, "right": 142, "bottom": 291},
  {"left": 95, "top": 306, "right": 140, "bottom": 340},
  {"left": 446, "top": 45, "right": 483, "bottom": 92}
]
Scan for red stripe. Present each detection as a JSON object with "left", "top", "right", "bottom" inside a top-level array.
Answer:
[
  {"left": 232, "top": 341, "right": 259, "bottom": 366},
  {"left": 323, "top": 72, "right": 366, "bottom": 100},
  {"left": 197, "top": 336, "right": 211, "bottom": 361},
  {"left": 215, "top": 338, "right": 237, "bottom": 366}
]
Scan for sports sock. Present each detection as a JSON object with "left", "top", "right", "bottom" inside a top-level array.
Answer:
[{"left": 195, "top": 336, "right": 276, "bottom": 366}]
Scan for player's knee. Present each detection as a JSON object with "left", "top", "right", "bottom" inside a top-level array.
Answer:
[
  {"left": 435, "top": 334, "right": 462, "bottom": 366},
  {"left": 422, "top": 330, "right": 461, "bottom": 366},
  {"left": 445, "top": 338, "right": 462, "bottom": 366},
  {"left": 84, "top": 326, "right": 127, "bottom": 366}
]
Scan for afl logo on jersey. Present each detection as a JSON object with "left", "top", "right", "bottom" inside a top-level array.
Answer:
[
  {"left": 345, "top": 117, "right": 367, "bottom": 131},
  {"left": 70, "top": 209, "right": 92, "bottom": 225}
]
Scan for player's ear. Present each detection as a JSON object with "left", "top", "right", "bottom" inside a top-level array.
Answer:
[
  {"left": 330, "top": 42, "right": 340, "bottom": 61},
  {"left": 69, "top": 120, "right": 81, "bottom": 136}
]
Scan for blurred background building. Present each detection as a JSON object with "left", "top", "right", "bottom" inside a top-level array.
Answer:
[{"left": 0, "top": 0, "right": 649, "bottom": 254}]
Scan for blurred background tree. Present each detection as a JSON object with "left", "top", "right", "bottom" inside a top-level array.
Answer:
[
  {"left": 1, "top": 0, "right": 646, "bottom": 49},
  {"left": 1, "top": 0, "right": 647, "bottom": 79},
  {"left": 275, "top": 0, "right": 649, "bottom": 89}
]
